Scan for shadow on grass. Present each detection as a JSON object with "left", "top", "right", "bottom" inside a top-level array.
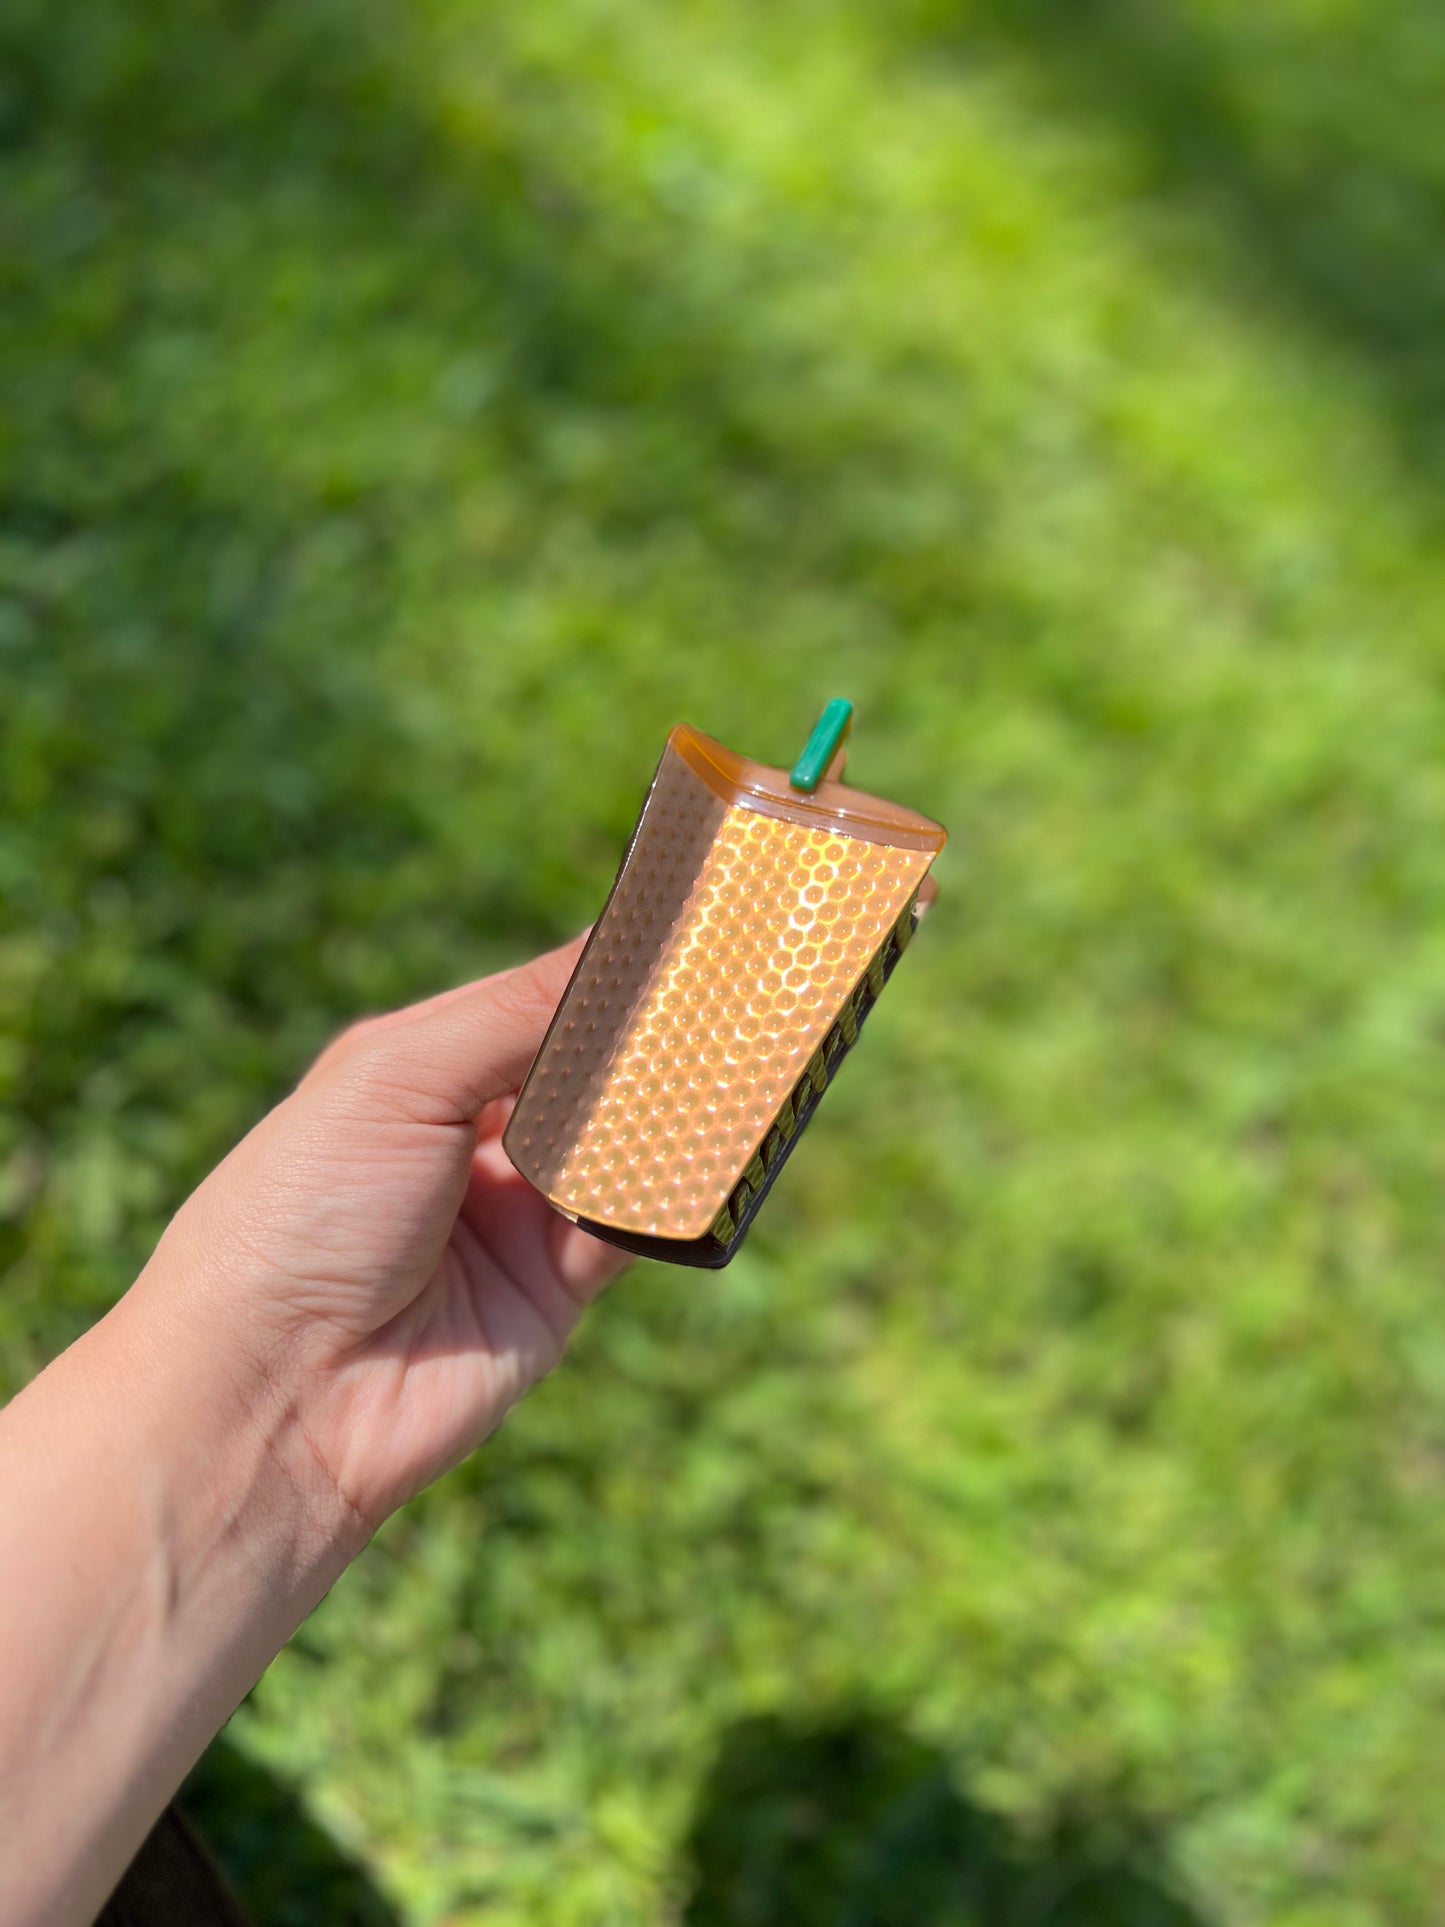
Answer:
[
  {"left": 684, "top": 1713, "right": 1205, "bottom": 1927},
  {"left": 889, "top": 0, "right": 1445, "bottom": 479},
  {"left": 179, "top": 1736, "right": 399, "bottom": 1927}
]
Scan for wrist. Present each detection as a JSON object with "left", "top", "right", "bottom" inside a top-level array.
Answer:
[
  {"left": 0, "top": 1284, "right": 361, "bottom": 1927},
  {"left": 114, "top": 1255, "right": 373, "bottom": 1585}
]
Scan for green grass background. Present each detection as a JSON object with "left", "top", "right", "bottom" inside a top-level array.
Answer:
[{"left": 5, "top": 1, "right": 1445, "bottom": 1920}]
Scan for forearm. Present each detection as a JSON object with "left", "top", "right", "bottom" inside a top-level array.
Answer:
[
  {"left": 0, "top": 1280, "right": 360, "bottom": 1927},
  {"left": 0, "top": 937, "right": 616, "bottom": 1923}
]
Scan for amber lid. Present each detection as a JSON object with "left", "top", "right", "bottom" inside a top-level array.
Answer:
[{"left": 671, "top": 725, "right": 946, "bottom": 855}]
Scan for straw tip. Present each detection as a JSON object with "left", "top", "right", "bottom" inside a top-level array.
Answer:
[{"left": 789, "top": 698, "right": 854, "bottom": 793}]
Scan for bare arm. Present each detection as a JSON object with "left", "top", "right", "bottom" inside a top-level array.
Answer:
[{"left": 0, "top": 933, "right": 624, "bottom": 1927}]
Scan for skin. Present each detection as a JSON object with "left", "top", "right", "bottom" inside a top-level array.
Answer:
[{"left": 0, "top": 931, "right": 626, "bottom": 1927}]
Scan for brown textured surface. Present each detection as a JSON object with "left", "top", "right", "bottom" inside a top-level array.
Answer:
[
  {"left": 505, "top": 729, "right": 938, "bottom": 1241},
  {"left": 504, "top": 741, "right": 727, "bottom": 1199},
  {"left": 100, "top": 1806, "right": 252, "bottom": 1927}
]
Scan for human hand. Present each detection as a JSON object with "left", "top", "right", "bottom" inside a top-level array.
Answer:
[
  {"left": 0, "top": 934, "right": 627, "bottom": 1925},
  {"left": 128, "top": 930, "right": 627, "bottom": 1545}
]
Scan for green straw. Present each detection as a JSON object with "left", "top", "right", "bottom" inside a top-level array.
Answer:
[{"left": 789, "top": 697, "right": 854, "bottom": 792}]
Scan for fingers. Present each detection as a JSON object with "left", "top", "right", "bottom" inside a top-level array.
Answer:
[
  {"left": 465, "top": 1126, "right": 630, "bottom": 1305},
  {"left": 311, "top": 930, "right": 590, "bottom": 1125},
  {"left": 549, "top": 1218, "right": 632, "bottom": 1301},
  {"left": 474, "top": 1094, "right": 517, "bottom": 1143}
]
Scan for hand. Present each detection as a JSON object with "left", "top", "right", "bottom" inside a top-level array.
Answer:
[
  {"left": 0, "top": 933, "right": 626, "bottom": 1926},
  {"left": 129, "top": 929, "right": 627, "bottom": 1542}
]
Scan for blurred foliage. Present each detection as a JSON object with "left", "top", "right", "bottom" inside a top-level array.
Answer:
[{"left": 5, "top": 0, "right": 1445, "bottom": 1921}]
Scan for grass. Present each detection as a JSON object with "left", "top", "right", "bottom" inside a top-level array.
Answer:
[{"left": 4, "top": 0, "right": 1445, "bottom": 1920}]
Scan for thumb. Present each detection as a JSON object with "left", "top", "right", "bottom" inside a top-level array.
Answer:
[{"left": 316, "top": 931, "right": 588, "bottom": 1126}]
